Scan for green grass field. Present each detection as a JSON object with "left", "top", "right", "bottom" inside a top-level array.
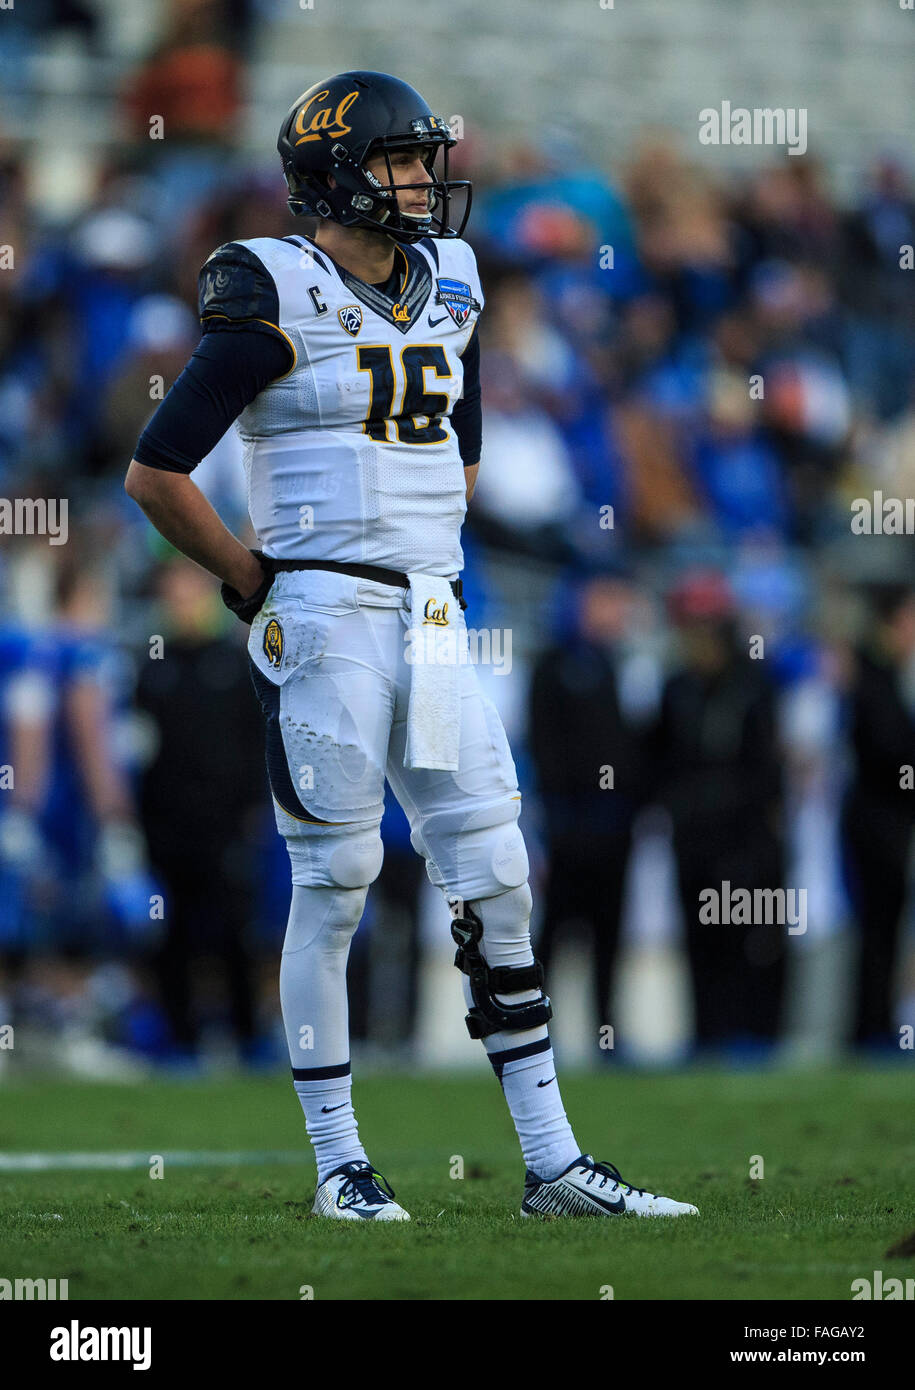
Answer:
[{"left": 1, "top": 1066, "right": 912, "bottom": 1300}]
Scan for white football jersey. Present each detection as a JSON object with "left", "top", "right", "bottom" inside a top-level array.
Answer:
[{"left": 205, "top": 232, "right": 483, "bottom": 577}]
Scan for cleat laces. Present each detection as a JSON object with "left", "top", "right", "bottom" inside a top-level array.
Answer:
[
  {"left": 588, "top": 1159, "right": 648, "bottom": 1199},
  {"left": 337, "top": 1164, "right": 397, "bottom": 1209}
]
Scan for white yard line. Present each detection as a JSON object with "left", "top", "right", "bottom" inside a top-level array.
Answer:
[{"left": 0, "top": 1151, "right": 305, "bottom": 1172}]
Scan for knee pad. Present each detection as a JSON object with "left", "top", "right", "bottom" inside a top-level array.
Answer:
[
  {"left": 449, "top": 885, "right": 551, "bottom": 1040},
  {"left": 327, "top": 826, "right": 384, "bottom": 889},
  {"left": 285, "top": 820, "right": 384, "bottom": 890},
  {"left": 417, "top": 799, "right": 529, "bottom": 901},
  {"left": 470, "top": 884, "right": 534, "bottom": 964}
]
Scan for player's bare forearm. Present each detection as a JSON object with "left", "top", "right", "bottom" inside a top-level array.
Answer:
[
  {"left": 124, "top": 460, "right": 263, "bottom": 599},
  {"left": 465, "top": 462, "right": 479, "bottom": 502}
]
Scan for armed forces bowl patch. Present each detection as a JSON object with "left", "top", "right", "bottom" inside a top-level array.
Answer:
[
  {"left": 338, "top": 304, "right": 363, "bottom": 337},
  {"left": 434, "top": 277, "right": 481, "bottom": 327},
  {"left": 264, "top": 618, "right": 284, "bottom": 669}
]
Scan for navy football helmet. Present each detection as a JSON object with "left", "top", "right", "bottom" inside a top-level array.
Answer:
[{"left": 277, "top": 71, "right": 471, "bottom": 244}]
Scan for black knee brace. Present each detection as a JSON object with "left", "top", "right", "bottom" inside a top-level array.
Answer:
[{"left": 448, "top": 898, "right": 553, "bottom": 1040}]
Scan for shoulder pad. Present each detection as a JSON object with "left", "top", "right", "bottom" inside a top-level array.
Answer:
[
  {"left": 434, "top": 237, "right": 484, "bottom": 313},
  {"left": 419, "top": 236, "right": 440, "bottom": 270},
  {"left": 274, "top": 234, "right": 334, "bottom": 276},
  {"left": 198, "top": 242, "right": 281, "bottom": 325}
]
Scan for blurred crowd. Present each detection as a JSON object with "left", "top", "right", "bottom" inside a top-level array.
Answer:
[{"left": 1, "top": 0, "right": 914, "bottom": 1075}]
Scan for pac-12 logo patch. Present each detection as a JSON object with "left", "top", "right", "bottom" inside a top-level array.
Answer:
[
  {"left": 338, "top": 304, "right": 363, "bottom": 337},
  {"left": 264, "top": 618, "right": 284, "bottom": 669},
  {"left": 434, "top": 277, "right": 480, "bottom": 327}
]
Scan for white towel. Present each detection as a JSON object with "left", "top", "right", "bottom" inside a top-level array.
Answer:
[{"left": 403, "top": 572, "right": 463, "bottom": 770}]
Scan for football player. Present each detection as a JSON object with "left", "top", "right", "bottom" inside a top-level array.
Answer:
[{"left": 125, "top": 70, "right": 698, "bottom": 1221}]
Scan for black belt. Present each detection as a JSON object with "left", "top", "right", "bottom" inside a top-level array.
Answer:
[{"left": 269, "top": 558, "right": 466, "bottom": 610}]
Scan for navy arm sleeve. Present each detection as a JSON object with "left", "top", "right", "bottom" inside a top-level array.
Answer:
[
  {"left": 133, "top": 243, "right": 295, "bottom": 475},
  {"left": 451, "top": 327, "right": 481, "bottom": 467},
  {"left": 134, "top": 330, "right": 291, "bottom": 474}
]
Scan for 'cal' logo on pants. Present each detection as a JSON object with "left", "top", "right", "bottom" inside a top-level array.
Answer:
[
  {"left": 264, "top": 618, "right": 284, "bottom": 668},
  {"left": 423, "top": 598, "right": 449, "bottom": 626}
]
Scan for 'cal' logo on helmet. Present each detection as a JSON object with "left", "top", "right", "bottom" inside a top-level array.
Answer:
[
  {"left": 294, "top": 89, "right": 360, "bottom": 145},
  {"left": 264, "top": 619, "right": 284, "bottom": 669},
  {"left": 422, "top": 598, "right": 449, "bottom": 626},
  {"left": 338, "top": 305, "right": 363, "bottom": 337}
]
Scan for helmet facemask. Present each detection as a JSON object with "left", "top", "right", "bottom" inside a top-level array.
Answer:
[{"left": 285, "top": 129, "right": 471, "bottom": 244}]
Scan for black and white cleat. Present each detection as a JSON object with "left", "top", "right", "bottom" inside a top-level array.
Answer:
[
  {"left": 520, "top": 1154, "right": 699, "bottom": 1219},
  {"left": 312, "top": 1160, "right": 411, "bottom": 1221}
]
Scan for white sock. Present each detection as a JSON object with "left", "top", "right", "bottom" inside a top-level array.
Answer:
[
  {"left": 457, "top": 887, "right": 580, "bottom": 1181},
  {"left": 293, "top": 1072, "right": 368, "bottom": 1183},
  {"left": 490, "top": 1039, "right": 581, "bottom": 1180},
  {"left": 280, "top": 882, "right": 371, "bottom": 1182}
]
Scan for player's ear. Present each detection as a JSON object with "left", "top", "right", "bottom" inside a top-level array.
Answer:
[{"left": 327, "top": 173, "right": 337, "bottom": 190}]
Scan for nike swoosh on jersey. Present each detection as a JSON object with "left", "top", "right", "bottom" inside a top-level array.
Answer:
[{"left": 427, "top": 314, "right": 450, "bottom": 327}]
